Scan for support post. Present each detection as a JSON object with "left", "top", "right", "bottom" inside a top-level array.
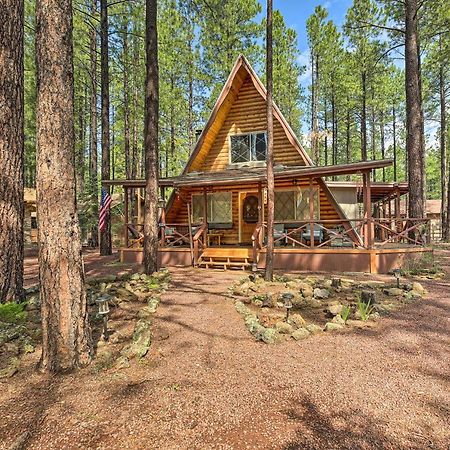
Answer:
[
  {"left": 362, "top": 171, "right": 373, "bottom": 249},
  {"left": 124, "top": 186, "right": 129, "bottom": 247},
  {"left": 160, "top": 187, "right": 166, "bottom": 246},
  {"left": 203, "top": 187, "right": 208, "bottom": 246},
  {"left": 309, "top": 178, "right": 314, "bottom": 248}
]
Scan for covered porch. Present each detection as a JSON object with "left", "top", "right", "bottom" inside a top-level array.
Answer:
[{"left": 103, "top": 159, "right": 431, "bottom": 274}]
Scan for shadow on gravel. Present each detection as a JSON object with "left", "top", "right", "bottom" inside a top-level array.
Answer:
[{"left": 281, "top": 395, "right": 418, "bottom": 450}]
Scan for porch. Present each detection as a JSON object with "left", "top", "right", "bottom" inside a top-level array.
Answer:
[{"left": 103, "top": 159, "right": 432, "bottom": 274}]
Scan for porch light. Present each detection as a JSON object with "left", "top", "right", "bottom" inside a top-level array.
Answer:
[
  {"left": 282, "top": 293, "right": 294, "bottom": 322},
  {"left": 96, "top": 295, "right": 110, "bottom": 340},
  {"left": 393, "top": 268, "right": 401, "bottom": 288}
]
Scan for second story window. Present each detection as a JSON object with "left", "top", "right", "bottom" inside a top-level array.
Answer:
[{"left": 230, "top": 132, "right": 267, "bottom": 164}]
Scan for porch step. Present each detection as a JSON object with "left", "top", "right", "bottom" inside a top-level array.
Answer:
[{"left": 197, "top": 248, "right": 253, "bottom": 270}]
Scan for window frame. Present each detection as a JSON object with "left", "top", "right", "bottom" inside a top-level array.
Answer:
[
  {"left": 274, "top": 188, "right": 320, "bottom": 222},
  {"left": 229, "top": 131, "right": 267, "bottom": 165},
  {"left": 191, "top": 192, "right": 233, "bottom": 225}
]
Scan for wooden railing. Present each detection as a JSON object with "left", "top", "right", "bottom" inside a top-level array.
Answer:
[
  {"left": 251, "top": 217, "right": 430, "bottom": 256},
  {"left": 193, "top": 222, "right": 207, "bottom": 265}
]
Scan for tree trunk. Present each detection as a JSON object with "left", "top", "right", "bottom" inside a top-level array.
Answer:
[
  {"left": 324, "top": 98, "right": 328, "bottom": 166},
  {"left": 371, "top": 88, "right": 376, "bottom": 181},
  {"left": 143, "top": 0, "right": 159, "bottom": 275},
  {"left": 392, "top": 103, "right": 397, "bottom": 182},
  {"left": 100, "top": 0, "right": 112, "bottom": 255},
  {"left": 346, "top": 104, "right": 351, "bottom": 180},
  {"left": 380, "top": 112, "right": 386, "bottom": 182},
  {"left": 265, "top": 0, "right": 274, "bottom": 282},
  {"left": 311, "top": 53, "right": 319, "bottom": 164},
  {"left": 36, "top": 0, "right": 91, "bottom": 371},
  {"left": 0, "top": 0, "right": 24, "bottom": 303},
  {"left": 89, "top": 0, "right": 98, "bottom": 246},
  {"left": 361, "top": 70, "right": 367, "bottom": 161},
  {"left": 440, "top": 50, "right": 448, "bottom": 240},
  {"left": 405, "top": 0, "right": 425, "bottom": 218}
]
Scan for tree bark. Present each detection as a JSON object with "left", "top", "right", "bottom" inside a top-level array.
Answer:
[
  {"left": 361, "top": 70, "right": 367, "bottom": 161},
  {"left": 392, "top": 103, "right": 397, "bottom": 182},
  {"left": 265, "top": 0, "right": 274, "bottom": 282},
  {"left": 89, "top": 0, "right": 98, "bottom": 246},
  {"left": 0, "top": 0, "right": 24, "bottom": 303},
  {"left": 405, "top": 0, "right": 425, "bottom": 218},
  {"left": 36, "top": 0, "right": 91, "bottom": 371},
  {"left": 440, "top": 50, "right": 448, "bottom": 240},
  {"left": 100, "top": 0, "right": 112, "bottom": 255},
  {"left": 380, "top": 112, "right": 386, "bottom": 182},
  {"left": 143, "top": 0, "right": 159, "bottom": 275},
  {"left": 311, "top": 53, "right": 319, "bottom": 164}
]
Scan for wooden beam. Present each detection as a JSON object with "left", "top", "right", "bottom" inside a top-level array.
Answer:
[
  {"left": 309, "top": 178, "right": 314, "bottom": 248},
  {"left": 124, "top": 186, "right": 129, "bottom": 247},
  {"left": 363, "top": 171, "right": 373, "bottom": 249}
]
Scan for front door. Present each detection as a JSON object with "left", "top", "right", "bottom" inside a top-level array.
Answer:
[{"left": 239, "top": 191, "right": 259, "bottom": 244}]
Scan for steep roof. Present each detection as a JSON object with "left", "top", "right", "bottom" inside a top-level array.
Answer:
[{"left": 184, "top": 55, "right": 312, "bottom": 174}]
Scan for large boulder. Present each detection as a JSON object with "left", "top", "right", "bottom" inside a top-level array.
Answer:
[
  {"left": 314, "top": 288, "right": 330, "bottom": 300},
  {"left": 291, "top": 328, "right": 310, "bottom": 341}
]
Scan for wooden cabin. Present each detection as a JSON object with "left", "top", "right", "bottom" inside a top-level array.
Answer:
[{"left": 105, "top": 55, "right": 431, "bottom": 274}]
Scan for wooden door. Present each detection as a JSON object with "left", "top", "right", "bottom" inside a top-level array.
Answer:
[{"left": 239, "top": 191, "right": 258, "bottom": 244}]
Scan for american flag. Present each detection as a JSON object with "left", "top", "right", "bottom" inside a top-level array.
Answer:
[{"left": 99, "top": 188, "right": 112, "bottom": 232}]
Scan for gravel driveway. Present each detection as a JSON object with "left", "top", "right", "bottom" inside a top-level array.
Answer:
[{"left": 1, "top": 255, "right": 449, "bottom": 449}]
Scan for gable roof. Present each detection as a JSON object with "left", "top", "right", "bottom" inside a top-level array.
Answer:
[{"left": 183, "top": 55, "right": 313, "bottom": 174}]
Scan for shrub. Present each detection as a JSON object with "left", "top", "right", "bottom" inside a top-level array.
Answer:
[
  {"left": 357, "top": 299, "right": 374, "bottom": 321},
  {"left": 0, "top": 302, "right": 27, "bottom": 324},
  {"left": 341, "top": 305, "right": 351, "bottom": 322}
]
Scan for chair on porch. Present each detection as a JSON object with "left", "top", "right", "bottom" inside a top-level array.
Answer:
[
  {"left": 273, "top": 224, "right": 287, "bottom": 246},
  {"left": 127, "top": 224, "right": 144, "bottom": 248},
  {"left": 302, "top": 223, "right": 323, "bottom": 245}
]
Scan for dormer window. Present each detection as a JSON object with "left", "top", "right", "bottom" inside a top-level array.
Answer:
[{"left": 230, "top": 132, "right": 267, "bottom": 164}]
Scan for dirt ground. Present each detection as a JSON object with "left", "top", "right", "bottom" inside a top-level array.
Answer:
[{"left": 1, "top": 248, "right": 449, "bottom": 449}]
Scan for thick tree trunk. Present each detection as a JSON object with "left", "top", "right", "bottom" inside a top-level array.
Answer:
[
  {"left": 100, "top": 0, "right": 112, "bottom": 255},
  {"left": 0, "top": 0, "right": 24, "bottom": 303},
  {"left": 371, "top": 89, "right": 376, "bottom": 181},
  {"left": 36, "top": 0, "right": 91, "bottom": 371},
  {"left": 89, "top": 0, "right": 98, "bottom": 246},
  {"left": 311, "top": 53, "right": 319, "bottom": 164},
  {"left": 143, "top": 0, "right": 159, "bottom": 275},
  {"left": 380, "top": 112, "right": 386, "bottom": 182},
  {"left": 361, "top": 70, "right": 367, "bottom": 161},
  {"left": 265, "top": 0, "right": 274, "bottom": 281},
  {"left": 324, "top": 98, "right": 328, "bottom": 166},
  {"left": 405, "top": 0, "right": 425, "bottom": 218}
]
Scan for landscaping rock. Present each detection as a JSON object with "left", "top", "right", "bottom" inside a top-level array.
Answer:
[
  {"left": 346, "top": 319, "right": 371, "bottom": 329},
  {"left": 328, "top": 303, "right": 343, "bottom": 316},
  {"left": 383, "top": 287, "right": 404, "bottom": 297},
  {"left": 291, "top": 328, "right": 310, "bottom": 341},
  {"left": 314, "top": 288, "right": 329, "bottom": 300},
  {"left": 3, "top": 341, "right": 20, "bottom": 356},
  {"left": 120, "top": 319, "right": 152, "bottom": 359},
  {"left": 261, "top": 328, "right": 279, "bottom": 344},
  {"left": 306, "top": 324, "right": 323, "bottom": 335},
  {"left": 412, "top": 282, "right": 425, "bottom": 295},
  {"left": 130, "top": 273, "right": 142, "bottom": 281},
  {"left": 115, "top": 356, "right": 130, "bottom": 370},
  {"left": 404, "top": 291, "right": 422, "bottom": 302},
  {"left": 331, "top": 314, "right": 345, "bottom": 325},
  {"left": 114, "top": 287, "right": 138, "bottom": 302},
  {"left": 299, "top": 283, "right": 313, "bottom": 299},
  {"left": 275, "top": 321, "right": 293, "bottom": 334},
  {"left": 261, "top": 293, "right": 276, "bottom": 308},
  {"left": 289, "top": 313, "right": 306, "bottom": 328},
  {"left": 324, "top": 322, "right": 344, "bottom": 331},
  {"left": 235, "top": 301, "right": 252, "bottom": 317},
  {"left": 25, "top": 294, "right": 40, "bottom": 311},
  {"left": 0, "top": 357, "right": 20, "bottom": 379},
  {"left": 331, "top": 278, "right": 342, "bottom": 288}
]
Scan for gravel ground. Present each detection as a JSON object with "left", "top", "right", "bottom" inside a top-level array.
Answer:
[{"left": 1, "top": 250, "right": 449, "bottom": 449}]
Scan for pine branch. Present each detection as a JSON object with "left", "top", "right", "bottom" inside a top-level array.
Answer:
[{"left": 349, "top": 21, "right": 405, "bottom": 34}]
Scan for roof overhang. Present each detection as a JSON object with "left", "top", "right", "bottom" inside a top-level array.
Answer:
[{"left": 103, "top": 159, "right": 393, "bottom": 190}]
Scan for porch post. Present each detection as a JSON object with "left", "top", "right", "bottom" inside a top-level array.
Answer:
[
  {"left": 309, "top": 178, "right": 314, "bottom": 248},
  {"left": 258, "top": 181, "right": 263, "bottom": 247},
  {"left": 362, "top": 171, "right": 373, "bottom": 249},
  {"left": 203, "top": 187, "right": 208, "bottom": 246},
  {"left": 160, "top": 186, "right": 166, "bottom": 246},
  {"left": 137, "top": 187, "right": 142, "bottom": 228},
  {"left": 124, "top": 186, "right": 129, "bottom": 247}
]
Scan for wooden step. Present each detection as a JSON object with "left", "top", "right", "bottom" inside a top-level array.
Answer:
[{"left": 197, "top": 248, "right": 253, "bottom": 270}]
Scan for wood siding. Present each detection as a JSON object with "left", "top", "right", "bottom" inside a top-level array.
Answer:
[
  {"left": 166, "top": 179, "right": 342, "bottom": 245},
  {"left": 189, "top": 75, "right": 306, "bottom": 173}
]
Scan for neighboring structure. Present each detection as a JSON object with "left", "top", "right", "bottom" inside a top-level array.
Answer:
[
  {"left": 105, "top": 55, "right": 430, "bottom": 273},
  {"left": 24, "top": 188, "right": 37, "bottom": 244}
]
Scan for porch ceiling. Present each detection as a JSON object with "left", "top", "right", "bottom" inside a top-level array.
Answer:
[{"left": 102, "top": 159, "right": 394, "bottom": 190}]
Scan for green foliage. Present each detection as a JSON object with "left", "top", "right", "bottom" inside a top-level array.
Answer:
[
  {"left": 0, "top": 303, "right": 27, "bottom": 324},
  {"left": 341, "top": 305, "right": 351, "bottom": 322},
  {"left": 357, "top": 299, "right": 374, "bottom": 321}
]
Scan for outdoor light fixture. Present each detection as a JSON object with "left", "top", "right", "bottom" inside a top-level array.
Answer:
[
  {"left": 96, "top": 295, "right": 110, "bottom": 340},
  {"left": 393, "top": 268, "right": 401, "bottom": 288},
  {"left": 158, "top": 197, "right": 166, "bottom": 209},
  {"left": 282, "top": 293, "right": 294, "bottom": 322}
]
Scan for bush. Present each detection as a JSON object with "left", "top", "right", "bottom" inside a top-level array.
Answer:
[{"left": 0, "top": 302, "right": 27, "bottom": 324}]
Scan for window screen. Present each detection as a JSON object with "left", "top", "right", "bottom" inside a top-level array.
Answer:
[{"left": 274, "top": 189, "right": 320, "bottom": 221}]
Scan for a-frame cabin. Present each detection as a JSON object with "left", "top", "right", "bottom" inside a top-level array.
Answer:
[{"left": 105, "top": 55, "right": 431, "bottom": 274}]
